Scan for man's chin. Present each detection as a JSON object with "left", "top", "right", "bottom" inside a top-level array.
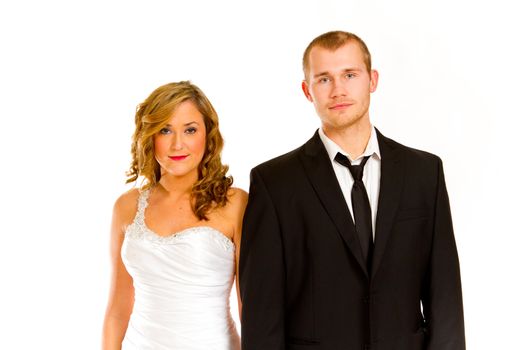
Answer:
[{"left": 321, "top": 115, "right": 366, "bottom": 130}]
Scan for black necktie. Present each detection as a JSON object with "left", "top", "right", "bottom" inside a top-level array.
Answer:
[{"left": 335, "top": 152, "right": 373, "bottom": 270}]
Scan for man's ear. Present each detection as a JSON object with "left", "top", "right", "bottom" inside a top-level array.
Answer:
[
  {"left": 369, "top": 69, "right": 379, "bottom": 93},
  {"left": 302, "top": 80, "right": 313, "bottom": 102}
]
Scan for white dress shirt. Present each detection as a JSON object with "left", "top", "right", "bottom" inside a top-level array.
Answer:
[{"left": 318, "top": 127, "right": 381, "bottom": 240}]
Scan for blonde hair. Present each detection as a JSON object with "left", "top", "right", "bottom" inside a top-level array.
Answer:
[
  {"left": 126, "top": 81, "right": 233, "bottom": 220},
  {"left": 302, "top": 30, "right": 372, "bottom": 79}
]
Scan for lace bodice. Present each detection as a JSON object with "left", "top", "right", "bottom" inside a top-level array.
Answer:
[{"left": 125, "top": 189, "right": 235, "bottom": 250}]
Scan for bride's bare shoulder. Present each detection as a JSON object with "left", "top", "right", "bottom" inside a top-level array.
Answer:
[
  {"left": 113, "top": 188, "right": 141, "bottom": 225},
  {"left": 228, "top": 187, "right": 248, "bottom": 206},
  {"left": 224, "top": 187, "right": 248, "bottom": 218}
]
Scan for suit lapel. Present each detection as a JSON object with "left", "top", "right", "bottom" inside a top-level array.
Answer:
[
  {"left": 299, "top": 131, "right": 369, "bottom": 276},
  {"left": 371, "top": 129, "right": 405, "bottom": 280}
]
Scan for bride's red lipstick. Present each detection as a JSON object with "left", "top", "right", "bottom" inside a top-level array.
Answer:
[{"left": 168, "top": 155, "right": 188, "bottom": 161}]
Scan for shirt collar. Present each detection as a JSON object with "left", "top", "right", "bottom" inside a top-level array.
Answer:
[{"left": 318, "top": 126, "right": 381, "bottom": 162}]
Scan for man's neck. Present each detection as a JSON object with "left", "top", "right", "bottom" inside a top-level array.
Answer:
[{"left": 323, "top": 122, "right": 372, "bottom": 160}]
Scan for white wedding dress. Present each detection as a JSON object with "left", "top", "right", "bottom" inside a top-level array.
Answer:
[{"left": 121, "top": 189, "right": 241, "bottom": 350}]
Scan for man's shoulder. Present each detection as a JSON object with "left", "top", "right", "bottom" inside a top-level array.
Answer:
[
  {"left": 253, "top": 130, "right": 323, "bottom": 173},
  {"left": 381, "top": 132, "right": 442, "bottom": 164},
  {"left": 252, "top": 144, "right": 304, "bottom": 177}
]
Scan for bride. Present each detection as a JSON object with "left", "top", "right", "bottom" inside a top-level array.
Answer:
[{"left": 102, "top": 81, "right": 247, "bottom": 349}]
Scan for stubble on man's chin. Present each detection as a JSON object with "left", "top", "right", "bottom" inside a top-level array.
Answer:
[{"left": 321, "top": 112, "right": 370, "bottom": 135}]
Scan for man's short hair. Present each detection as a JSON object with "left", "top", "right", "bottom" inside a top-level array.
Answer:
[{"left": 302, "top": 31, "right": 372, "bottom": 79}]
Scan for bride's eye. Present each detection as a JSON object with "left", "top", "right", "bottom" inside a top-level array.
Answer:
[
  {"left": 185, "top": 127, "right": 197, "bottom": 134},
  {"left": 159, "top": 127, "right": 171, "bottom": 135}
]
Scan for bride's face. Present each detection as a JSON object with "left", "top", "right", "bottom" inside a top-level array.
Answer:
[{"left": 154, "top": 100, "right": 206, "bottom": 179}]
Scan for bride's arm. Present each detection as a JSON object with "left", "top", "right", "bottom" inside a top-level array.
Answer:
[
  {"left": 229, "top": 188, "right": 248, "bottom": 321},
  {"left": 102, "top": 192, "right": 136, "bottom": 350}
]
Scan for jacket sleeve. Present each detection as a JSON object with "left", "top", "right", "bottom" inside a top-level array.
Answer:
[
  {"left": 423, "top": 158, "right": 466, "bottom": 350},
  {"left": 239, "top": 167, "right": 286, "bottom": 350}
]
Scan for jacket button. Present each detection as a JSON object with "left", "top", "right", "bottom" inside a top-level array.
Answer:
[{"left": 363, "top": 296, "right": 369, "bottom": 304}]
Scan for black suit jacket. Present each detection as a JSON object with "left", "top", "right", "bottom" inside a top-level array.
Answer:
[{"left": 239, "top": 129, "right": 465, "bottom": 350}]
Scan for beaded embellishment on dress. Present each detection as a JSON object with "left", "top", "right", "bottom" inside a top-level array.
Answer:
[{"left": 124, "top": 189, "right": 235, "bottom": 251}]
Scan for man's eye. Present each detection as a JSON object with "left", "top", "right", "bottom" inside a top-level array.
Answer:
[
  {"left": 345, "top": 73, "right": 355, "bottom": 79},
  {"left": 185, "top": 127, "right": 197, "bottom": 134},
  {"left": 159, "top": 128, "right": 171, "bottom": 135},
  {"left": 318, "top": 77, "right": 330, "bottom": 83}
]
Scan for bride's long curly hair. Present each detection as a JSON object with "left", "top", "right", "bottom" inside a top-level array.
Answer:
[{"left": 126, "top": 81, "right": 233, "bottom": 220}]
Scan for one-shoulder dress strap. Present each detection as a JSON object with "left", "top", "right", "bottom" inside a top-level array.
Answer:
[{"left": 133, "top": 188, "right": 151, "bottom": 226}]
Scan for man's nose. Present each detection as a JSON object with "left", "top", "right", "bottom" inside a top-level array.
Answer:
[{"left": 330, "top": 79, "right": 347, "bottom": 98}]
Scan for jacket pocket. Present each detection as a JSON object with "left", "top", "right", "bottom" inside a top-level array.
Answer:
[
  {"left": 287, "top": 337, "right": 320, "bottom": 346},
  {"left": 395, "top": 208, "right": 430, "bottom": 222}
]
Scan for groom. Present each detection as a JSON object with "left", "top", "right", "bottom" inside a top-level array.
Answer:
[{"left": 239, "top": 31, "right": 465, "bottom": 350}]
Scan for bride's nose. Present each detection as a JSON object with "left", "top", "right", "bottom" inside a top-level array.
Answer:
[{"left": 170, "top": 133, "right": 184, "bottom": 151}]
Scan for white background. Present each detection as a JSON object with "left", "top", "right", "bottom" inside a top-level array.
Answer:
[{"left": 1, "top": 0, "right": 524, "bottom": 349}]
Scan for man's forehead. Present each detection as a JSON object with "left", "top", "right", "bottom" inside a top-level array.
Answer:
[{"left": 308, "top": 44, "right": 366, "bottom": 72}]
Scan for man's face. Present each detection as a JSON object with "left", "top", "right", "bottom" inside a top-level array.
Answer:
[{"left": 302, "top": 41, "right": 378, "bottom": 131}]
